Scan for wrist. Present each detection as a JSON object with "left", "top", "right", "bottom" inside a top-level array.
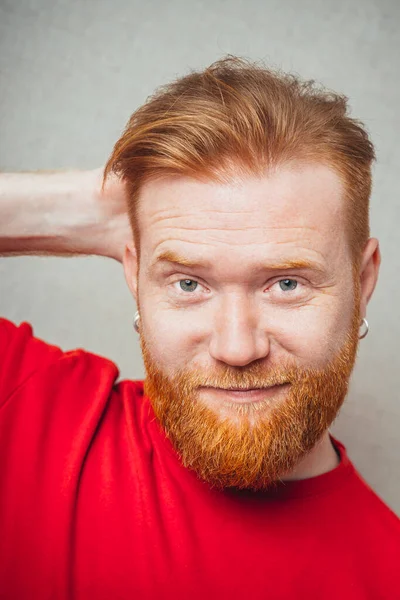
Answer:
[{"left": 0, "top": 169, "right": 105, "bottom": 256}]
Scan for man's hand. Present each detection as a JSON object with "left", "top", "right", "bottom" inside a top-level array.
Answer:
[
  {"left": 91, "top": 167, "right": 132, "bottom": 262},
  {"left": 0, "top": 168, "right": 133, "bottom": 262}
]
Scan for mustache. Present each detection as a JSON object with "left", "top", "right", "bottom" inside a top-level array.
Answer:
[{"left": 172, "top": 362, "right": 316, "bottom": 393}]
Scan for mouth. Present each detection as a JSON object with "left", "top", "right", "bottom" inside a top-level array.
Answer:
[{"left": 200, "top": 383, "right": 290, "bottom": 404}]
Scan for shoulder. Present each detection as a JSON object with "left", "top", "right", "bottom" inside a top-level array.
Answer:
[
  {"left": 331, "top": 435, "right": 400, "bottom": 540},
  {"left": 0, "top": 319, "right": 151, "bottom": 471},
  {"left": 353, "top": 470, "right": 400, "bottom": 538},
  {"left": 0, "top": 317, "right": 120, "bottom": 418}
]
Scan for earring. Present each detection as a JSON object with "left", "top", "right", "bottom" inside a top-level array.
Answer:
[
  {"left": 133, "top": 310, "right": 140, "bottom": 333},
  {"left": 359, "top": 318, "right": 369, "bottom": 340}
]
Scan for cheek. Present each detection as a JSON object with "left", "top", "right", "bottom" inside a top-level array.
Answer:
[
  {"left": 140, "top": 311, "right": 195, "bottom": 375},
  {"left": 268, "top": 299, "right": 354, "bottom": 366}
]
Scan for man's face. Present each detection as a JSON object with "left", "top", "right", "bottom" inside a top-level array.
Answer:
[{"left": 123, "top": 162, "right": 373, "bottom": 489}]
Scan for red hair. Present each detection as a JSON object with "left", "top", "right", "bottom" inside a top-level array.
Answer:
[{"left": 103, "top": 56, "right": 375, "bottom": 260}]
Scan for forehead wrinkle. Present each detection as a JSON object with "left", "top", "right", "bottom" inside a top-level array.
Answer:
[
  {"left": 147, "top": 220, "right": 325, "bottom": 244},
  {"left": 151, "top": 236, "right": 324, "bottom": 250},
  {"left": 146, "top": 207, "right": 324, "bottom": 231},
  {"left": 144, "top": 210, "right": 328, "bottom": 241},
  {"left": 149, "top": 222, "right": 322, "bottom": 233},
  {"left": 147, "top": 208, "right": 256, "bottom": 220}
]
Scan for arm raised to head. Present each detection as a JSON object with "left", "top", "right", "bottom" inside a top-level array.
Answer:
[{"left": 0, "top": 168, "right": 132, "bottom": 263}]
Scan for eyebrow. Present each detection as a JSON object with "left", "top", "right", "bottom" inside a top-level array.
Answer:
[{"left": 150, "top": 249, "right": 326, "bottom": 274}]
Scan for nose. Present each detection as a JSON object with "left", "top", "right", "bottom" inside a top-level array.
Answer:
[{"left": 208, "top": 294, "right": 270, "bottom": 367}]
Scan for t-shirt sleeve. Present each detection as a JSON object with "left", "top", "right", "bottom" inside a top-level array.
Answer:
[{"left": 0, "top": 318, "right": 64, "bottom": 407}]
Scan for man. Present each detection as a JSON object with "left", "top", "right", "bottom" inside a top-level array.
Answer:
[{"left": 0, "top": 57, "right": 399, "bottom": 599}]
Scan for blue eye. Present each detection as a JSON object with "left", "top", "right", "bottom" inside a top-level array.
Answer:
[
  {"left": 279, "top": 279, "right": 297, "bottom": 291},
  {"left": 179, "top": 279, "right": 198, "bottom": 292}
]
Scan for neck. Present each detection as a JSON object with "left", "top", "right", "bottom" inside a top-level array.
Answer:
[{"left": 282, "top": 431, "right": 340, "bottom": 481}]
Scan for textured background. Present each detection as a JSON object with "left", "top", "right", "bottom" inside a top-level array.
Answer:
[{"left": 0, "top": 0, "right": 399, "bottom": 513}]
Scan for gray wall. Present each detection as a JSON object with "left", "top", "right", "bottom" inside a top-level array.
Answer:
[{"left": 0, "top": 0, "right": 399, "bottom": 513}]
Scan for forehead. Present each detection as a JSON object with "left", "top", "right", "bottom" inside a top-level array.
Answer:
[{"left": 137, "top": 162, "right": 348, "bottom": 269}]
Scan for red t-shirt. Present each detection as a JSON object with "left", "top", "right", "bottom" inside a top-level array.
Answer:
[{"left": 0, "top": 318, "right": 399, "bottom": 600}]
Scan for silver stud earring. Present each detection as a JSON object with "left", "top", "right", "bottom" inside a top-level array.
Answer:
[
  {"left": 133, "top": 310, "right": 140, "bottom": 333},
  {"left": 359, "top": 318, "right": 369, "bottom": 339}
]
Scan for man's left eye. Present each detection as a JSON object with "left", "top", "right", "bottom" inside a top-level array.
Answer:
[
  {"left": 278, "top": 279, "right": 298, "bottom": 292},
  {"left": 178, "top": 279, "right": 199, "bottom": 292}
]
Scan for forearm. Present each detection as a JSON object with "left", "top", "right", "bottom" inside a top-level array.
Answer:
[{"left": 0, "top": 169, "right": 108, "bottom": 257}]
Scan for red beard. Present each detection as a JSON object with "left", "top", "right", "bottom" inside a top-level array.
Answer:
[{"left": 140, "top": 304, "right": 360, "bottom": 490}]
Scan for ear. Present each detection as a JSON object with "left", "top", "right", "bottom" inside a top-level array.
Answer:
[
  {"left": 359, "top": 238, "right": 381, "bottom": 319},
  {"left": 122, "top": 242, "right": 139, "bottom": 303}
]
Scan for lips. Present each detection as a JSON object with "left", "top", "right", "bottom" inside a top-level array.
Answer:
[
  {"left": 200, "top": 383, "right": 290, "bottom": 405},
  {"left": 206, "top": 383, "right": 288, "bottom": 391},
  {"left": 220, "top": 387, "right": 275, "bottom": 391}
]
